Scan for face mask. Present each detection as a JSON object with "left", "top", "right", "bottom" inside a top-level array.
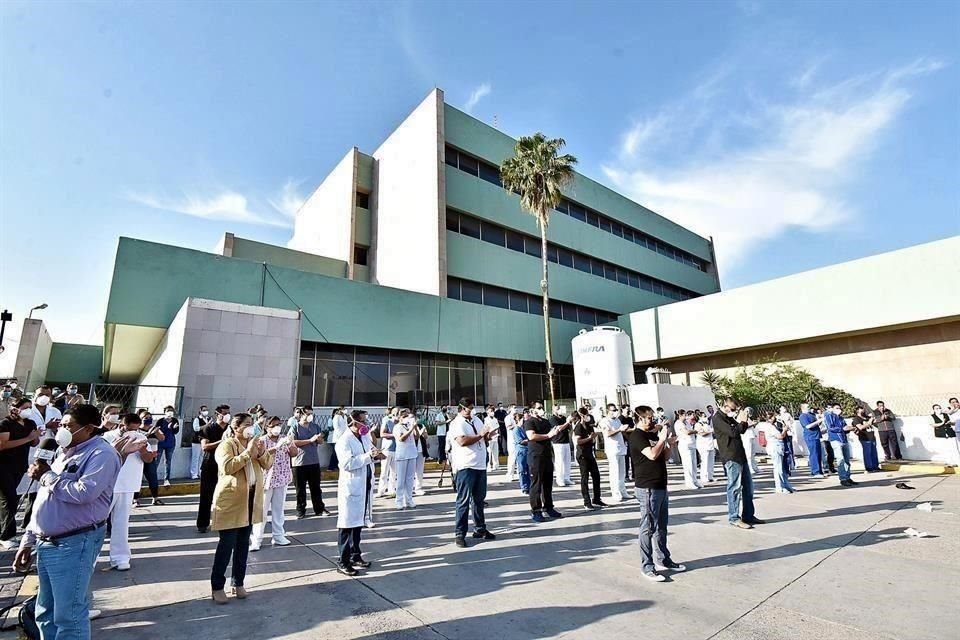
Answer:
[
  {"left": 143, "top": 416, "right": 153, "bottom": 426},
  {"left": 53, "top": 389, "right": 62, "bottom": 396},
  {"left": 15, "top": 407, "right": 31, "bottom": 419},
  {"left": 67, "top": 388, "right": 77, "bottom": 396},
  {"left": 269, "top": 426, "right": 282, "bottom": 437},
  {"left": 201, "top": 410, "right": 209, "bottom": 417},
  {"left": 247, "top": 425, "right": 263, "bottom": 439},
  {"left": 9, "top": 383, "right": 17, "bottom": 390},
  {"left": 35, "top": 395, "right": 50, "bottom": 407},
  {"left": 357, "top": 424, "right": 370, "bottom": 437},
  {"left": 105, "top": 414, "right": 120, "bottom": 424},
  {"left": 611, "top": 410, "right": 620, "bottom": 417},
  {"left": 165, "top": 411, "right": 175, "bottom": 419},
  {"left": 221, "top": 413, "right": 231, "bottom": 423},
  {"left": 55, "top": 426, "right": 77, "bottom": 448}
]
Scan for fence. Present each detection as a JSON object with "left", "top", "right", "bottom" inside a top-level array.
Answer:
[{"left": 88, "top": 383, "right": 184, "bottom": 417}]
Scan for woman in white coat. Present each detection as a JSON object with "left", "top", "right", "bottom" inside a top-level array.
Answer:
[
  {"left": 695, "top": 411, "right": 716, "bottom": 485},
  {"left": 334, "top": 409, "right": 384, "bottom": 576}
]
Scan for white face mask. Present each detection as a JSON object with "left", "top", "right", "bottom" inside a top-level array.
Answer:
[
  {"left": 35, "top": 395, "right": 50, "bottom": 407},
  {"left": 201, "top": 410, "right": 209, "bottom": 417},
  {"left": 269, "top": 426, "right": 282, "bottom": 437},
  {"left": 67, "top": 387, "right": 78, "bottom": 395},
  {"left": 610, "top": 410, "right": 620, "bottom": 417},
  {"left": 54, "top": 426, "right": 75, "bottom": 448},
  {"left": 165, "top": 411, "right": 175, "bottom": 419},
  {"left": 105, "top": 413, "right": 120, "bottom": 424},
  {"left": 221, "top": 413, "right": 231, "bottom": 423}
]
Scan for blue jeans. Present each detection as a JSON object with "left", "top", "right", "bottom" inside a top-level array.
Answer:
[
  {"left": 636, "top": 488, "right": 671, "bottom": 573},
  {"left": 36, "top": 524, "right": 107, "bottom": 640},
  {"left": 830, "top": 440, "right": 852, "bottom": 481},
  {"left": 515, "top": 447, "right": 531, "bottom": 493},
  {"left": 211, "top": 525, "right": 252, "bottom": 590},
  {"left": 454, "top": 468, "right": 487, "bottom": 538},
  {"left": 861, "top": 440, "right": 880, "bottom": 471},
  {"left": 804, "top": 434, "right": 822, "bottom": 476},
  {"left": 724, "top": 460, "right": 755, "bottom": 523},
  {"left": 772, "top": 444, "right": 794, "bottom": 492},
  {"left": 158, "top": 448, "right": 176, "bottom": 482},
  {"left": 142, "top": 460, "right": 159, "bottom": 498}
]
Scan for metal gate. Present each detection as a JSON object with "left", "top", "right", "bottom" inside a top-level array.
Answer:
[{"left": 88, "top": 383, "right": 184, "bottom": 417}]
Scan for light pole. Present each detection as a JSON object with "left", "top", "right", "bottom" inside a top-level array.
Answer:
[
  {"left": 0, "top": 309, "right": 11, "bottom": 353},
  {"left": 27, "top": 303, "right": 48, "bottom": 320}
]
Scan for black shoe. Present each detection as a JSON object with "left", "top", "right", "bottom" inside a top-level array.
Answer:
[
  {"left": 840, "top": 480, "right": 854, "bottom": 487},
  {"left": 352, "top": 558, "right": 372, "bottom": 569},
  {"left": 593, "top": 500, "right": 608, "bottom": 507},
  {"left": 337, "top": 564, "right": 358, "bottom": 576},
  {"left": 197, "top": 527, "right": 208, "bottom": 534},
  {"left": 318, "top": 509, "right": 332, "bottom": 517},
  {"left": 583, "top": 503, "right": 597, "bottom": 511},
  {"left": 545, "top": 509, "right": 563, "bottom": 519},
  {"left": 846, "top": 479, "right": 858, "bottom": 485},
  {"left": 455, "top": 536, "right": 467, "bottom": 548},
  {"left": 472, "top": 529, "right": 496, "bottom": 540},
  {"left": 531, "top": 512, "right": 545, "bottom": 523},
  {"left": 745, "top": 518, "right": 766, "bottom": 525},
  {"left": 152, "top": 498, "right": 164, "bottom": 506},
  {"left": 296, "top": 513, "right": 307, "bottom": 520}
]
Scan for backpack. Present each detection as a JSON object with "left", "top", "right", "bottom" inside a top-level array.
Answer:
[{"left": 0, "top": 595, "right": 40, "bottom": 640}]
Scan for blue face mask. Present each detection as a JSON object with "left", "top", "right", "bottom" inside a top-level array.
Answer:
[{"left": 250, "top": 425, "right": 264, "bottom": 439}]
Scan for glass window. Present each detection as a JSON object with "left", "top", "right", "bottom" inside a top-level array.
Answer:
[
  {"left": 651, "top": 281, "right": 663, "bottom": 295},
  {"left": 634, "top": 234, "right": 648, "bottom": 249},
  {"left": 628, "top": 272, "right": 640, "bottom": 288},
  {"left": 296, "top": 361, "right": 314, "bottom": 406},
  {"left": 598, "top": 217, "right": 612, "bottom": 233},
  {"left": 657, "top": 244, "right": 670, "bottom": 257},
  {"left": 450, "top": 368, "right": 474, "bottom": 404},
  {"left": 454, "top": 356, "right": 475, "bottom": 369},
  {"left": 353, "top": 245, "right": 368, "bottom": 266},
  {"left": 622, "top": 228, "right": 634, "bottom": 243},
  {"left": 612, "top": 223, "right": 624, "bottom": 238},
  {"left": 639, "top": 277, "right": 653, "bottom": 292},
  {"left": 591, "top": 259, "right": 605, "bottom": 277},
  {"left": 605, "top": 265, "right": 618, "bottom": 282},
  {"left": 355, "top": 346, "right": 388, "bottom": 363},
  {"left": 528, "top": 295, "right": 543, "bottom": 315},
  {"left": 480, "top": 223, "right": 506, "bottom": 247},
  {"left": 461, "top": 280, "right": 483, "bottom": 304},
  {"left": 447, "top": 277, "right": 461, "bottom": 300},
  {"left": 586, "top": 211, "right": 600, "bottom": 227},
  {"left": 524, "top": 237, "right": 542, "bottom": 258},
  {"left": 549, "top": 301, "right": 563, "bottom": 319},
  {"left": 579, "top": 308, "right": 597, "bottom": 326},
  {"left": 354, "top": 363, "right": 388, "bottom": 405},
  {"left": 355, "top": 191, "right": 370, "bottom": 209},
  {"left": 557, "top": 248, "right": 573, "bottom": 268},
  {"left": 474, "top": 371, "right": 485, "bottom": 406},
  {"left": 390, "top": 350, "right": 419, "bottom": 366},
  {"left": 299, "top": 342, "right": 316, "bottom": 359},
  {"left": 459, "top": 215, "right": 481, "bottom": 239},
  {"left": 555, "top": 200, "right": 569, "bottom": 214},
  {"left": 483, "top": 285, "right": 509, "bottom": 309},
  {"left": 434, "top": 367, "right": 451, "bottom": 406},
  {"left": 569, "top": 203, "right": 587, "bottom": 222},
  {"left": 546, "top": 246, "right": 559, "bottom": 263},
  {"left": 458, "top": 154, "right": 479, "bottom": 176},
  {"left": 444, "top": 149, "right": 459, "bottom": 167},
  {"left": 506, "top": 230, "right": 525, "bottom": 252},
  {"left": 617, "top": 268, "right": 629, "bottom": 285},
  {"left": 572, "top": 253, "right": 591, "bottom": 273},
  {"left": 479, "top": 163, "right": 501, "bottom": 186},
  {"left": 508, "top": 291, "right": 528, "bottom": 313},
  {"left": 313, "top": 359, "right": 353, "bottom": 406},
  {"left": 561, "top": 302, "right": 578, "bottom": 322},
  {"left": 315, "top": 344, "right": 354, "bottom": 361},
  {"left": 446, "top": 210, "right": 459, "bottom": 232}
]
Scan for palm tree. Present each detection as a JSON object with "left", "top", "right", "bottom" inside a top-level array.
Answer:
[{"left": 500, "top": 133, "right": 577, "bottom": 407}]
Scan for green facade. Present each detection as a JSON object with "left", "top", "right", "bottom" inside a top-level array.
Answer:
[
  {"left": 231, "top": 236, "right": 347, "bottom": 277},
  {"left": 46, "top": 343, "right": 104, "bottom": 383}
]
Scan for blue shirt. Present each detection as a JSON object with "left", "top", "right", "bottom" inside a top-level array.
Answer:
[
  {"left": 380, "top": 417, "right": 396, "bottom": 452},
  {"left": 824, "top": 412, "right": 847, "bottom": 442},
  {"left": 799, "top": 412, "right": 819, "bottom": 437},
  {"left": 513, "top": 422, "right": 528, "bottom": 448},
  {"left": 156, "top": 417, "right": 179, "bottom": 450}
]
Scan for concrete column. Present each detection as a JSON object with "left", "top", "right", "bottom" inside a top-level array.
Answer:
[
  {"left": 13, "top": 319, "right": 52, "bottom": 391},
  {"left": 484, "top": 358, "right": 516, "bottom": 405}
]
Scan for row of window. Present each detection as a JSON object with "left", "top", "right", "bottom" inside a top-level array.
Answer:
[
  {"left": 447, "top": 276, "right": 620, "bottom": 326},
  {"left": 444, "top": 145, "right": 708, "bottom": 272},
  {"left": 446, "top": 209, "right": 698, "bottom": 302}
]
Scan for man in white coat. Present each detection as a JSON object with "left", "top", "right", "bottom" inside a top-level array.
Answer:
[
  {"left": 675, "top": 411, "right": 702, "bottom": 489},
  {"left": 600, "top": 404, "right": 630, "bottom": 503},
  {"left": 503, "top": 406, "right": 520, "bottom": 481},
  {"left": 334, "top": 409, "right": 383, "bottom": 577},
  {"left": 695, "top": 411, "right": 716, "bottom": 485}
]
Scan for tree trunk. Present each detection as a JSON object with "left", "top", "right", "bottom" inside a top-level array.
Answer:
[{"left": 539, "top": 217, "right": 556, "bottom": 408}]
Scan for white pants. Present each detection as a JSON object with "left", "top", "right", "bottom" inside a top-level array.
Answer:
[
  {"left": 552, "top": 443, "right": 572, "bottom": 485},
  {"left": 608, "top": 454, "right": 628, "bottom": 502},
  {"left": 697, "top": 446, "right": 716, "bottom": 483},
  {"left": 487, "top": 438, "right": 500, "bottom": 471},
  {"left": 505, "top": 435, "right": 518, "bottom": 480},
  {"left": 251, "top": 485, "right": 288, "bottom": 545},
  {"left": 395, "top": 457, "right": 417, "bottom": 508},
  {"left": 109, "top": 491, "right": 134, "bottom": 566},
  {"left": 190, "top": 443, "right": 202, "bottom": 479},
  {"left": 377, "top": 451, "right": 396, "bottom": 495},
  {"left": 679, "top": 447, "right": 700, "bottom": 488},
  {"left": 414, "top": 454, "right": 425, "bottom": 493}
]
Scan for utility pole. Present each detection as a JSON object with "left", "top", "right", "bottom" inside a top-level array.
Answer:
[{"left": 0, "top": 309, "right": 11, "bottom": 354}]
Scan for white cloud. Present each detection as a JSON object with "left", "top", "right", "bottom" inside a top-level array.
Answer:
[
  {"left": 128, "top": 185, "right": 297, "bottom": 229},
  {"left": 268, "top": 179, "right": 307, "bottom": 219},
  {"left": 464, "top": 82, "right": 491, "bottom": 114},
  {"left": 602, "top": 58, "right": 944, "bottom": 275}
]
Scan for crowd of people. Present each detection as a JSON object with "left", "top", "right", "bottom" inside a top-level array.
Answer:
[{"left": 2, "top": 377, "right": 959, "bottom": 637}]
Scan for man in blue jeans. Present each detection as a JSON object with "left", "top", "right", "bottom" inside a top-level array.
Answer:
[
  {"left": 711, "top": 398, "right": 764, "bottom": 530},
  {"left": 629, "top": 406, "right": 686, "bottom": 582},
  {"left": 825, "top": 403, "right": 858, "bottom": 487},
  {"left": 514, "top": 410, "right": 531, "bottom": 494},
  {"left": 798, "top": 403, "right": 826, "bottom": 478},
  {"left": 447, "top": 398, "right": 497, "bottom": 548},
  {"left": 13, "top": 403, "right": 121, "bottom": 640}
]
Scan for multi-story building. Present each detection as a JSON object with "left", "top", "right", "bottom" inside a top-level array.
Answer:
[{"left": 14, "top": 88, "right": 720, "bottom": 418}]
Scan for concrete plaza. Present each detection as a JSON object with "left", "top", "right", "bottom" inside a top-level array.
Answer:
[{"left": 72, "top": 462, "right": 960, "bottom": 639}]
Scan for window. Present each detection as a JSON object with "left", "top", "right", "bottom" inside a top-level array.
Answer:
[
  {"left": 546, "top": 246, "right": 559, "bottom": 263},
  {"left": 598, "top": 217, "right": 612, "bottom": 233},
  {"left": 524, "top": 237, "right": 542, "bottom": 258},
  {"left": 557, "top": 248, "right": 573, "bottom": 268},
  {"left": 573, "top": 253, "right": 591, "bottom": 273},
  {"left": 561, "top": 302, "right": 578, "bottom": 322},
  {"left": 445, "top": 149, "right": 459, "bottom": 167},
  {"left": 296, "top": 361, "right": 314, "bottom": 406},
  {"left": 461, "top": 280, "right": 483, "bottom": 304},
  {"left": 628, "top": 273, "right": 640, "bottom": 288},
  {"left": 591, "top": 259, "right": 605, "bottom": 277},
  {"left": 353, "top": 245, "right": 368, "bottom": 266},
  {"left": 355, "top": 346, "right": 388, "bottom": 363},
  {"left": 459, "top": 215, "right": 481, "bottom": 239},
  {"left": 617, "top": 268, "right": 629, "bottom": 285},
  {"left": 622, "top": 228, "right": 634, "bottom": 243},
  {"left": 508, "top": 291, "right": 528, "bottom": 313},
  {"left": 528, "top": 296, "right": 543, "bottom": 315},
  {"left": 355, "top": 191, "right": 370, "bottom": 209},
  {"left": 483, "top": 285, "right": 509, "bottom": 309},
  {"left": 458, "top": 154, "right": 479, "bottom": 176},
  {"left": 316, "top": 344, "right": 354, "bottom": 361},
  {"left": 447, "top": 277, "right": 461, "bottom": 300},
  {"left": 506, "top": 230, "right": 525, "bottom": 252},
  {"left": 579, "top": 308, "right": 597, "bottom": 326},
  {"left": 313, "top": 360, "right": 353, "bottom": 406},
  {"left": 586, "top": 211, "right": 600, "bottom": 227},
  {"left": 549, "top": 301, "right": 563, "bottom": 319},
  {"left": 612, "top": 222, "right": 624, "bottom": 238},
  {"left": 446, "top": 210, "right": 459, "bottom": 232},
  {"left": 605, "top": 265, "right": 618, "bottom": 282},
  {"left": 569, "top": 203, "right": 587, "bottom": 222},
  {"left": 354, "top": 363, "right": 388, "bottom": 405},
  {"left": 481, "top": 223, "right": 506, "bottom": 247},
  {"left": 555, "top": 200, "right": 569, "bottom": 214},
  {"left": 479, "top": 163, "right": 501, "bottom": 186}
]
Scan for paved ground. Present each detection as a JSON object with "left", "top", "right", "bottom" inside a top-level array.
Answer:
[{"left": 6, "top": 461, "right": 960, "bottom": 639}]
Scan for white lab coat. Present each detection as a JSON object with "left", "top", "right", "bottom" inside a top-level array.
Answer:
[
  {"left": 335, "top": 430, "right": 376, "bottom": 529},
  {"left": 330, "top": 413, "right": 348, "bottom": 444}
]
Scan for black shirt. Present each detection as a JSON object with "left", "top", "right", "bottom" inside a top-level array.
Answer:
[
  {"left": 494, "top": 408, "right": 507, "bottom": 425},
  {"left": 629, "top": 428, "right": 667, "bottom": 489},
  {"left": 573, "top": 421, "right": 596, "bottom": 456},
  {"left": 852, "top": 416, "right": 875, "bottom": 442},
  {"left": 712, "top": 411, "right": 748, "bottom": 464},
  {"left": 0, "top": 417, "right": 36, "bottom": 475},
  {"left": 523, "top": 417, "right": 553, "bottom": 455},
  {"left": 199, "top": 422, "right": 226, "bottom": 465},
  {"left": 549, "top": 415, "right": 571, "bottom": 444},
  {"left": 192, "top": 416, "right": 210, "bottom": 444}
]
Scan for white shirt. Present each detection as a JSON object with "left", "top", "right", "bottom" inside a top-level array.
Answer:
[
  {"left": 696, "top": 419, "right": 715, "bottom": 448},
  {"left": 103, "top": 429, "right": 147, "bottom": 493},
  {"left": 330, "top": 413, "right": 348, "bottom": 444},
  {"left": 434, "top": 412, "right": 448, "bottom": 437},
  {"left": 394, "top": 418, "right": 420, "bottom": 461},
  {"left": 675, "top": 419, "right": 697, "bottom": 449},
  {"left": 484, "top": 416, "right": 500, "bottom": 445},
  {"left": 21, "top": 405, "right": 62, "bottom": 434},
  {"left": 448, "top": 414, "right": 487, "bottom": 471},
  {"left": 600, "top": 417, "right": 627, "bottom": 456}
]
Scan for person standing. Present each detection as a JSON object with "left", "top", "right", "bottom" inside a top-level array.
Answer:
[
  {"left": 630, "top": 405, "right": 686, "bottom": 582},
  {"left": 484, "top": 405, "right": 501, "bottom": 472},
  {"left": 574, "top": 408, "right": 604, "bottom": 510},
  {"left": 13, "top": 404, "right": 120, "bottom": 639},
  {"left": 20, "top": 386, "right": 62, "bottom": 437},
  {"left": 494, "top": 402, "right": 508, "bottom": 460},
  {"left": 600, "top": 404, "right": 630, "bottom": 504},
  {"left": 327, "top": 406, "right": 349, "bottom": 471},
  {"left": 712, "top": 398, "right": 763, "bottom": 530},
  {"left": 289, "top": 406, "right": 329, "bottom": 519},
  {"left": 197, "top": 405, "right": 230, "bottom": 533},
  {"left": 695, "top": 411, "right": 716, "bottom": 485},
  {"left": 503, "top": 406, "right": 519, "bottom": 481},
  {"left": 873, "top": 401, "right": 901, "bottom": 462},
  {"left": 250, "top": 416, "right": 295, "bottom": 551},
  {"left": 334, "top": 410, "right": 381, "bottom": 575},
  {"left": 549, "top": 407, "right": 573, "bottom": 486},
  {"left": 741, "top": 417, "right": 760, "bottom": 475},
  {"left": 675, "top": 411, "right": 701, "bottom": 489},
  {"left": 0, "top": 398, "right": 40, "bottom": 549},
  {"left": 524, "top": 401, "right": 563, "bottom": 523},
  {"left": 393, "top": 409, "right": 419, "bottom": 510},
  {"left": 155, "top": 405, "right": 179, "bottom": 487},
  {"left": 376, "top": 407, "right": 398, "bottom": 497},
  {"left": 818, "top": 409, "right": 836, "bottom": 474},
  {"left": 136, "top": 409, "right": 165, "bottom": 506},
  {"left": 825, "top": 403, "right": 857, "bottom": 487},
  {"left": 852, "top": 407, "right": 880, "bottom": 472},
  {"left": 764, "top": 411, "right": 795, "bottom": 493},
  {"left": 191, "top": 406, "right": 211, "bottom": 480},
  {"left": 514, "top": 409, "right": 531, "bottom": 494},
  {"left": 449, "top": 399, "right": 496, "bottom": 547},
  {"left": 798, "top": 403, "right": 826, "bottom": 478},
  {"left": 102, "top": 413, "right": 155, "bottom": 570},
  {"left": 434, "top": 405, "right": 449, "bottom": 465},
  {"left": 413, "top": 418, "right": 429, "bottom": 495},
  {"left": 209, "top": 413, "right": 274, "bottom": 604}
]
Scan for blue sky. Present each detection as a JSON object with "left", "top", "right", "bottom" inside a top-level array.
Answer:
[{"left": 1, "top": 0, "right": 958, "bottom": 373}]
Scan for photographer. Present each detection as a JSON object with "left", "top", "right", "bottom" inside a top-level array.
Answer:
[{"left": 712, "top": 399, "right": 764, "bottom": 529}]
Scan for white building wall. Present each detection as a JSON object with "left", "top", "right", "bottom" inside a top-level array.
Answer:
[
  {"left": 138, "top": 302, "right": 188, "bottom": 388},
  {"left": 13, "top": 319, "right": 53, "bottom": 391},
  {"left": 289, "top": 148, "right": 357, "bottom": 264},
  {"left": 371, "top": 89, "right": 444, "bottom": 296}
]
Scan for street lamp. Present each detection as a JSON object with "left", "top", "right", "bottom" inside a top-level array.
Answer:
[{"left": 27, "top": 303, "right": 48, "bottom": 320}]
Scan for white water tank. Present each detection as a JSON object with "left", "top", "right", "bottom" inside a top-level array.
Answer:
[{"left": 572, "top": 326, "right": 635, "bottom": 401}]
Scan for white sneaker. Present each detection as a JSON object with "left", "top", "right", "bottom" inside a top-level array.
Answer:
[
  {"left": 642, "top": 571, "right": 666, "bottom": 582},
  {"left": 249, "top": 543, "right": 261, "bottom": 552},
  {"left": 115, "top": 562, "right": 130, "bottom": 571},
  {"left": 655, "top": 562, "right": 687, "bottom": 573},
  {"left": 414, "top": 489, "right": 426, "bottom": 496},
  {"left": 272, "top": 537, "right": 291, "bottom": 546},
  {"left": 88, "top": 609, "right": 102, "bottom": 620},
  {"left": 0, "top": 539, "right": 18, "bottom": 550},
  {"left": 163, "top": 480, "right": 171, "bottom": 487}
]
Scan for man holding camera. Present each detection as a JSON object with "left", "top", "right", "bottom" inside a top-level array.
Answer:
[{"left": 712, "top": 398, "right": 764, "bottom": 530}]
